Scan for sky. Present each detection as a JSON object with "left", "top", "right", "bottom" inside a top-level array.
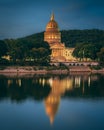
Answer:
[{"left": 0, "top": 0, "right": 104, "bottom": 39}]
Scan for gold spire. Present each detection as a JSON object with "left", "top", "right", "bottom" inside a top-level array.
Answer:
[{"left": 50, "top": 13, "right": 54, "bottom": 21}]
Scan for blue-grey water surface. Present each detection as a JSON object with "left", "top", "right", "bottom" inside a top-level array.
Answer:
[{"left": 0, "top": 74, "right": 104, "bottom": 130}]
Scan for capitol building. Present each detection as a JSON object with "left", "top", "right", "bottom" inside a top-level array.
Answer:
[{"left": 44, "top": 13, "right": 76, "bottom": 62}]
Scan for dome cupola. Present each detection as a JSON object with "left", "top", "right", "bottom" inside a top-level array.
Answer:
[{"left": 46, "top": 14, "right": 59, "bottom": 32}]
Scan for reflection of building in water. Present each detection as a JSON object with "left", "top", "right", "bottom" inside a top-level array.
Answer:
[
  {"left": 90, "top": 75, "right": 98, "bottom": 81},
  {"left": 16, "top": 79, "right": 21, "bottom": 87},
  {"left": 74, "top": 76, "right": 81, "bottom": 88},
  {"left": 7, "top": 79, "right": 21, "bottom": 87},
  {"left": 7, "top": 79, "right": 13, "bottom": 87},
  {"left": 44, "top": 77, "right": 73, "bottom": 124},
  {"left": 39, "top": 78, "right": 46, "bottom": 87},
  {"left": 44, "top": 93, "right": 60, "bottom": 124},
  {"left": 88, "top": 76, "right": 91, "bottom": 87},
  {"left": 44, "top": 75, "right": 95, "bottom": 124},
  {"left": 87, "top": 75, "right": 98, "bottom": 87}
]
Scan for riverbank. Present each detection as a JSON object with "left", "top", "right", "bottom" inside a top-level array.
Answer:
[{"left": 0, "top": 66, "right": 104, "bottom": 76}]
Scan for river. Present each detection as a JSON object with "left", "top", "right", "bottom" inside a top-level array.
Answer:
[{"left": 0, "top": 74, "right": 104, "bottom": 130}]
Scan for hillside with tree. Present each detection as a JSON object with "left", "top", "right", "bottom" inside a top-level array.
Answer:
[
  {"left": 19, "top": 29, "right": 104, "bottom": 47},
  {"left": 0, "top": 29, "right": 104, "bottom": 65}
]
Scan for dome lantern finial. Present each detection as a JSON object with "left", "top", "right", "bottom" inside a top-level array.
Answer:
[{"left": 51, "top": 13, "right": 54, "bottom": 21}]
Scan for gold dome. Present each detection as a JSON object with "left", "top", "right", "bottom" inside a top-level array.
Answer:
[
  {"left": 46, "top": 14, "right": 59, "bottom": 32},
  {"left": 44, "top": 13, "right": 61, "bottom": 44}
]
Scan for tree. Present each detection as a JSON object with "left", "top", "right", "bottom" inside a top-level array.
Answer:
[
  {"left": 0, "top": 40, "right": 8, "bottom": 58},
  {"left": 97, "top": 47, "right": 104, "bottom": 62},
  {"left": 72, "top": 43, "right": 85, "bottom": 61},
  {"left": 31, "top": 47, "right": 51, "bottom": 65},
  {"left": 81, "top": 44, "right": 98, "bottom": 60},
  {"left": 15, "top": 41, "right": 28, "bottom": 61},
  {"left": 5, "top": 39, "right": 17, "bottom": 63},
  {"left": 73, "top": 43, "right": 102, "bottom": 61}
]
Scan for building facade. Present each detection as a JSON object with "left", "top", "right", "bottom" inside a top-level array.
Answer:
[{"left": 44, "top": 13, "right": 76, "bottom": 62}]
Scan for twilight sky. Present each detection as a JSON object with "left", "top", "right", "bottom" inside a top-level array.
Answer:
[{"left": 0, "top": 0, "right": 104, "bottom": 39}]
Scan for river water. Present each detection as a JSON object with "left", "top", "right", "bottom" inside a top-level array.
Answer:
[{"left": 0, "top": 74, "right": 104, "bottom": 130}]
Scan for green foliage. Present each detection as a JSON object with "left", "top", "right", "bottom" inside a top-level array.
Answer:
[
  {"left": 1, "top": 29, "right": 104, "bottom": 65},
  {"left": 13, "top": 29, "right": 104, "bottom": 48},
  {"left": 4, "top": 38, "right": 51, "bottom": 65},
  {"left": 30, "top": 47, "right": 51, "bottom": 65},
  {"left": 90, "top": 65, "right": 102, "bottom": 70},
  {"left": 73, "top": 43, "right": 102, "bottom": 60},
  {"left": 0, "top": 40, "right": 8, "bottom": 58},
  {"left": 97, "top": 47, "right": 104, "bottom": 62},
  {"left": 61, "top": 29, "right": 104, "bottom": 47},
  {"left": 0, "top": 58, "right": 9, "bottom": 66},
  {"left": 97, "top": 48, "right": 104, "bottom": 66}
]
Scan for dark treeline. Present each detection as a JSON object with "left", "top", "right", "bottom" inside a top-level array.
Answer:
[
  {"left": 61, "top": 29, "right": 104, "bottom": 47},
  {"left": 0, "top": 29, "right": 104, "bottom": 65},
  {"left": 0, "top": 38, "right": 51, "bottom": 65},
  {"left": 19, "top": 29, "right": 104, "bottom": 47},
  {"left": 16, "top": 29, "right": 104, "bottom": 48}
]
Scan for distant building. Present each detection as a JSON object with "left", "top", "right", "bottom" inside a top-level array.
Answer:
[{"left": 44, "top": 13, "right": 76, "bottom": 62}]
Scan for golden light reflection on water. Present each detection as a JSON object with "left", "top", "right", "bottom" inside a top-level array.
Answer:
[
  {"left": 44, "top": 75, "right": 98, "bottom": 124},
  {"left": 44, "top": 76, "right": 74, "bottom": 124},
  {"left": 39, "top": 78, "right": 47, "bottom": 87},
  {"left": 75, "top": 76, "right": 81, "bottom": 88},
  {"left": 6, "top": 75, "right": 99, "bottom": 125},
  {"left": 7, "top": 79, "right": 13, "bottom": 87}
]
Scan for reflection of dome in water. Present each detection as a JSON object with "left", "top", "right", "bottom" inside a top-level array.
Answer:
[
  {"left": 44, "top": 95, "right": 60, "bottom": 124},
  {"left": 44, "top": 77, "right": 73, "bottom": 124}
]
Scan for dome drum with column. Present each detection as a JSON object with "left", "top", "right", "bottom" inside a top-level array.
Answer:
[{"left": 44, "top": 32, "right": 61, "bottom": 44}]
